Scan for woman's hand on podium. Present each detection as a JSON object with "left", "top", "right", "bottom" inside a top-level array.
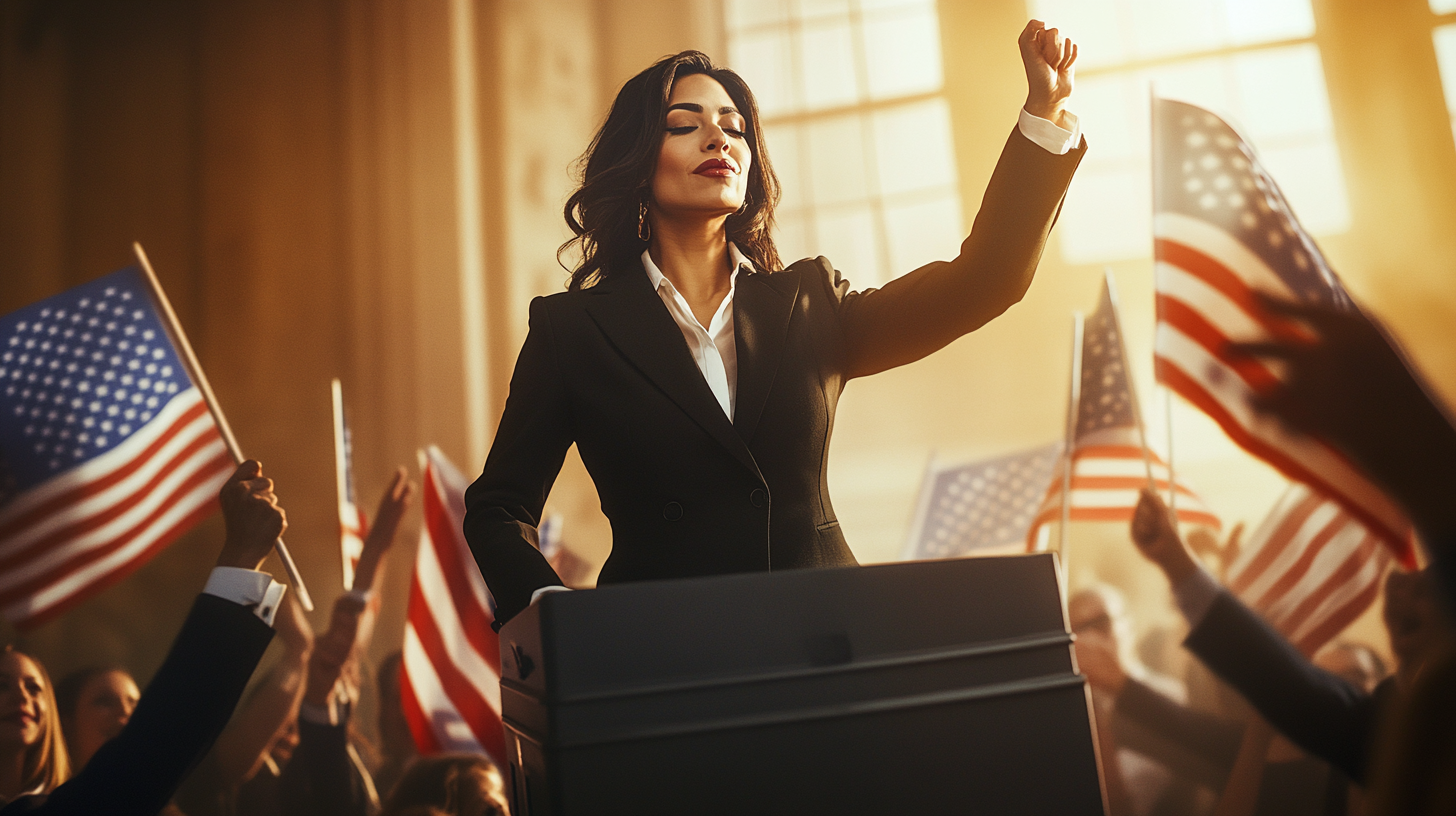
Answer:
[
  {"left": 1130, "top": 488, "right": 1200, "bottom": 586},
  {"left": 1019, "top": 20, "right": 1078, "bottom": 129}
]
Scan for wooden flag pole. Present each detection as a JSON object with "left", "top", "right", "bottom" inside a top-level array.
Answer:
[
  {"left": 1103, "top": 269, "right": 1157, "bottom": 491},
  {"left": 131, "top": 242, "right": 315, "bottom": 611},
  {"left": 1059, "top": 311, "right": 1085, "bottom": 556},
  {"left": 331, "top": 378, "right": 355, "bottom": 591},
  {"left": 1165, "top": 388, "right": 1179, "bottom": 526}
]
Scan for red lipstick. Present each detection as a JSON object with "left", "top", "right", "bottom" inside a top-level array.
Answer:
[{"left": 694, "top": 158, "right": 738, "bottom": 176}]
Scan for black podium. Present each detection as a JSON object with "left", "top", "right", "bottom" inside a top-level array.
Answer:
[{"left": 497, "top": 554, "right": 1105, "bottom": 815}]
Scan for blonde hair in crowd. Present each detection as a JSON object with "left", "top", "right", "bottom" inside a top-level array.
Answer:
[{"left": 2, "top": 645, "right": 71, "bottom": 797}]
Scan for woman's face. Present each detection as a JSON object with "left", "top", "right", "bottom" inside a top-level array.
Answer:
[
  {"left": 650, "top": 73, "right": 752, "bottom": 223},
  {"left": 70, "top": 669, "right": 139, "bottom": 763},
  {"left": 0, "top": 652, "right": 48, "bottom": 752}
]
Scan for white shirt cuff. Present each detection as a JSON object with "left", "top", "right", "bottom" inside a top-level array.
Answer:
[
  {"left": 298, "top": 697, "right": 348, "bottom": 727},
  {"left": 1171, "top": 567, "right": 1221, "bottom": 628},
  {"left": 203, "top": 566, "right": 287, "bottom": 627},
  {"left": 530, "top": 585, "right": 572, "bottom": 605},
  {"left": 1018, "top": 108, "right": 1081, "bottom": 156}
]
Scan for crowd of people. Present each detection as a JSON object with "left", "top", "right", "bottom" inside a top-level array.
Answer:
[
  {"left": 3, "top": 294, "right": 1455, "bottom": 815},
  {"left": 1069, "top": 294, "right": 1456, "bottom": 816},
  {"left": 0, "top": 463, "right": 509, "bottom": 816}
]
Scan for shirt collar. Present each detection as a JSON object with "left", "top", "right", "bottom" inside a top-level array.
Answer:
[{"left": 641, "top": 242, "right": 756, "bottom": 295}]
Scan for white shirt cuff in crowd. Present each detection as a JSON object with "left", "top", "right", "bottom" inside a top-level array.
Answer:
[
  {"left": 298, "top": 697, "right": 346, "bottom": 727},
  {"left": 1018, "top": 108, "right": 1081, "bottom": 156},
  {"left": 1171, "top": 567, "right": 1221, "bottom": 628},
  {"left": 203, "top": 566, "right": 288, "bottom": 627},
  {"left": 530, "top": 585, "right": 573, "bottom": 606}
]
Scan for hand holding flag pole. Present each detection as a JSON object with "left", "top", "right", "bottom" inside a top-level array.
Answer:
[{"left": 131, "top": 242, "right": 314, "bottom": 611}]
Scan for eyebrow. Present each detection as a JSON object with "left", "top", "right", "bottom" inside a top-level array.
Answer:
[{"left": 666, "top": 102, "right": 742, "bottom": 117}]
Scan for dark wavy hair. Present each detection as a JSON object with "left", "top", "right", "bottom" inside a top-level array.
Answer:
[{"left": 560, "top": 50, "right": 782, "bottom": 291}]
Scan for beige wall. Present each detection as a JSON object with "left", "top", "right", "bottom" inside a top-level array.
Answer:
[{"left": 3, "top": 0, "right": 1454, "bottom": 714}]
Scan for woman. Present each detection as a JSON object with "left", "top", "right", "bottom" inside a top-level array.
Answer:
[
  {"left": 54, "top": 666, "right": 140, "bottom": 773},
  {"left": 378, "top": 753, "right": 508, "bottom": 816},
  {"left": 465, "top": 21, "right": 1084, "bottom": 627},
  {"left": 0, "top": 647, "right": 69, "bottom": 805}
]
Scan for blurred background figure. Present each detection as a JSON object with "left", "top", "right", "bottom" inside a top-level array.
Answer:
[
  {"left": 372, "top": 652, "right": 416, "bottom": 800},
  {"left": 377, "top": 754, "right": 507, "bottom": 816},
  {"left": 53, "top": 666, "right": 139, "bottom": 774},
  {"left": 0, "top": 647, "right": 69, "bottom": 805}
]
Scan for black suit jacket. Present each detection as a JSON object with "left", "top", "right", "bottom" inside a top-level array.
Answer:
[
  {"left": 2, "top": 594, "right": 273, "bottom": 816},
  {"left": 1183, "top": 589, "right": 1394, "bottom": 785},
  {"left": 464, "top": 127, "right": 1086, "bottom": 626}
]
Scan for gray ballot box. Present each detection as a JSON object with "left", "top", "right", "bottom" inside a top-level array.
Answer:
[{"left": 498, "top": 553, "right": 1106, "bottom": 815}]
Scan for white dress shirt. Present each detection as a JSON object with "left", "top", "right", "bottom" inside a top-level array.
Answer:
[
  {"left": 527, "top": 109, "right": 1080, "bottom": 607},
  {"left": 203, "top": 566, "right": 287, "bottom": 626},
  {"left": 641, "top": 242, "right": 755, "bottom": 420}
]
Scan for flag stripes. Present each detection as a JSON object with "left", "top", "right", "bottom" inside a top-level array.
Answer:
[
  {"left": 1028, "top": 445, "right": 1220, "bottom": 546},
  {"left": 401, "top": 446, "right": 505, "bottom": 763},
  {"left": 0, "top": 387, "right": 231, "bottom": 626},
  {"left": 1151, "top": 100, "right": 1414, "bottom": 569},
  {"left": 1226, "top": 484, "right": 1391, "bottom": 655}
]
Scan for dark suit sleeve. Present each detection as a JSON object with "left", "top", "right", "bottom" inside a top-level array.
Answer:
[
  {"left": 36, "top": 593, "right": 274, "bottom": 815},
  {"left": 464, "top": 296, "right": 572, "bottom": 627},
  {"left": 1183, "top": 590, "right": 1380, "bottom": 783},
  {"left": 820, "top": 126, "right": 1085, "bottom": 379}
]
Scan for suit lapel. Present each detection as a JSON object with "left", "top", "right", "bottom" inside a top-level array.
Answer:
[
  {"left": 733, "top": 268, "right": 798, "bottom": 444},
  {"left": 583, "top": 263, "right": 762, "bottom": 478}
]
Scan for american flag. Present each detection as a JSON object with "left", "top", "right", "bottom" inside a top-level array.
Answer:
[
  {"left": 400, "top": 445, "right": 505, "bottom": 761},
  {"left": 902, "top": 443, "right": 1062, "bottom": 560},
  {"left": 1225, "top": 483, "right": 1391, "bottom": 656},
  {"left": 1027, "top": 275, "right": 1220, "bottom": 546},
  {"left": 332, "top": 379, "right": 368, "bottom": 590},
  {"left": 1151, "top": 98, "right": 1415, "bottom": 568},
  {"left": 0, "top": 268, "right": 234, "bottom": 628}
]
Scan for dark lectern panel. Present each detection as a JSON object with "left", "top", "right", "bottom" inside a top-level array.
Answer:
[{"left": 499, "top": 554, "right": 1105, "bottom": 815}]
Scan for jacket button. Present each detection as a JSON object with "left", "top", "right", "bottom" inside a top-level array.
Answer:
[
  {"left": 750, "top": 489, "right": 767, "bottom": 508},
  {"left": 663, "top": 501, "right": 683, "bottom": 521}
]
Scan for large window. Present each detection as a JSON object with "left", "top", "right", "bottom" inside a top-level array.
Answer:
[
  {"left": 726, "top": 0, "right": 963, "bottom": 287},
  {"left": 1030, "top": 0, "right": 1351, "bottom": 265},
  {"left": 1435, "top": 1, "right": 1456, "bottom": 147}
]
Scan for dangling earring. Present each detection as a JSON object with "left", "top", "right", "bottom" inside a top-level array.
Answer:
[{"left": 638, "top": 200, "right": 651, "bottom": 242}]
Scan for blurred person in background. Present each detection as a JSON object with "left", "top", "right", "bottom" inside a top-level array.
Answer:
[
  {"left": 53, "top": 666, "right": 139, "bottom": 774},
  {"left": 175, "top": 594, "right": 313, "bottom": 816},
  {"left": 0, "top": 460, "right": 288, "bottom": 814},
  {"left": 0, "top": 648, "right": 69, "bottom": 805},
  {"left": 377, "top": 754, "right": 507, "bottom": 816},
  {"left": 1073, "top": 584, "right": 1219, "bottom": 816},
  {"left": 1224, "top": 292, "right": 1456, "bottom": 814},
  {"left": 372, "top": 653, "right": 416, "bottom": 800},
  {"left": 1130, "top": 487, "right": 1451, "bottom": 808},
  {"left": 175, "top": 467, "right": 411, "bottom": 816}
]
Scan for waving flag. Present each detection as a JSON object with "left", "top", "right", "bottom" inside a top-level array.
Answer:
[
  {"left": 332, "top": 379, "right": 368, "bottom": 589},
  {"left": 1028, "top": 275, "right": 1220, "bottom": 547},
  {"left": 903, "top": 443, "right": 1062, "bottom": 560},
  {"left": 1226, "top": 483, "right": 1392, "bottom": 656},
  {"left": 400, "top": 445, "right": 505, "bottom": 761},
  {"left": 0, "top": 267, "right": 234, "bottom": 627},
  {"left": 1151, "top": 98, "right": 1414, "bottom": 567}
]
